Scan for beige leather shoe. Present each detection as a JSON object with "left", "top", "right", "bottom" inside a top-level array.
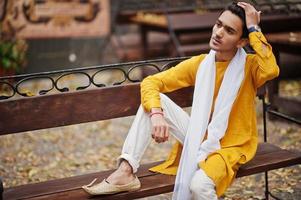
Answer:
[{"left": 82, "top": 176, "right": 141, "bottom": 195}]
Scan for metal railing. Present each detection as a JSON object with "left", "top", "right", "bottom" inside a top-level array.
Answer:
[{"left": 0, "top": 57, "right": 189, "bottom": 100}]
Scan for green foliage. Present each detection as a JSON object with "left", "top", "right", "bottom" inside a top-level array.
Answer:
[
  {"left": 0, "top": 39, "right": 27, "bottom": 72},
  {"left": 0, "top": 22, "right": 28, "bottom": 73}
]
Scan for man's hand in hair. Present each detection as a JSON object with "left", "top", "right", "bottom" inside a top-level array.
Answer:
[{"left": 237, "top": 2, "right": 261, "bottom": 28}]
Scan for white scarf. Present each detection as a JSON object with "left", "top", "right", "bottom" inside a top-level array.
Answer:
[{"left": 172, "top": 48, "right": 246, "bottom": 200}]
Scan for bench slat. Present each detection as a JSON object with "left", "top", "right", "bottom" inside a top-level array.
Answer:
[
  {"left": 27, "top": 174, "right": 175, "bottom": 200},
  {"left": 237, "top": 147, "right": 301, "bottom": 177},
  {"left": 0, "top": 84, "right": 265, "bottom": 136},
  {"left": 0, "top": 84, "right": 194, "bottom": 136},
  {"left": 3, "top": 162, "right": 161, "bottom": 200},
  {"left": 4, "top": 143, "right": 301, "bottom": 200}
]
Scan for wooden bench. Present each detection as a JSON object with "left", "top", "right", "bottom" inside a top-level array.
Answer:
[{"left": 0, "top": 58, "right": 300, "bottom": 200}]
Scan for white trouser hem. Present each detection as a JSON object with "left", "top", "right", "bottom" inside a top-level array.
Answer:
[
  {"left": 189, "top": 169, "right": 218, "bottom": 200},
  {"left": 117, "top": 153, "right": 140, "bottom": 173}
]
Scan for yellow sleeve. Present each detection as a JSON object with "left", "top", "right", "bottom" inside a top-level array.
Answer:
[
  {"left": 249, "top": 31, "right": 280, "bottom": 88},
  {"left": 140, "top": 55, "right": 205, "bottom": 112}
]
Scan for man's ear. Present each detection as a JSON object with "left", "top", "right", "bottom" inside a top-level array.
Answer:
[{"left": 237, "top": 38, "right": 249, "bottom": 48}]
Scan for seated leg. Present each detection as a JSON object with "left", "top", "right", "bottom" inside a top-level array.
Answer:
[
  {"left": 117, "top": 93, "right": 190, "bottom": 173},
  {"left": 82, "top": 93, "right": 190, "bottom": 195}
]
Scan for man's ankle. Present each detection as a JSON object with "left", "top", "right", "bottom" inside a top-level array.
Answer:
[{"left": 119, "top": 160, "right": 133, "bottom": 174}]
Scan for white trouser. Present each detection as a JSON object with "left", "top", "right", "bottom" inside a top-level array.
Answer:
[{"left": 117, "top": 93, "right": 218, "bottom": 200}]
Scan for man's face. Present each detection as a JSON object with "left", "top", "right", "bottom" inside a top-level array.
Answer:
[{"left": 209, "top": 10, "right": 244, "bottom": 52}]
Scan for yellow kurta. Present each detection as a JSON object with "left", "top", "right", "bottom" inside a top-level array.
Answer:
[{"left": 140, "top": 32, "right": 280, "bottom": 197}]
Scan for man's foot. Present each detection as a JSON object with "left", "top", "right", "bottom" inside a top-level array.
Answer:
[
  {"left": 82, "top": 160, "right": 140, "bottom": 196},
  {"left": 106, "top": 160, "right": 136, "bottom": 185}
]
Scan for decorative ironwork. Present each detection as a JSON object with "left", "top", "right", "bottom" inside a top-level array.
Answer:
[{"left": 0, "top": 57, "right": 189, "bottom": 100}]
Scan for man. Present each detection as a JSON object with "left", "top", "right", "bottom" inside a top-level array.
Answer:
[{"left": 82, "top": 2, "right": 279, "bottom": 199}]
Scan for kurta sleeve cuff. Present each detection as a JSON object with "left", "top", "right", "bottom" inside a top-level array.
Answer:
[
  {"left": 249, "top": 31, "right": 272, "bottom": 58},
  {"left": 249, "top": 31, "right": 268, "bottom": 45},
  {"left": 143, "top": 98, "right": 162, "bottom": 112}
]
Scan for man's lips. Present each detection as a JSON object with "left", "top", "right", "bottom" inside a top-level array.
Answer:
[{"left": 212, "top": 37, "right": 222, "bottom": 45}]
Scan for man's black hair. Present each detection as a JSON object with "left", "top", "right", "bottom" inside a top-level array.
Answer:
[{"left": 223, "top": 2, "right": 249, "bottom": 38}]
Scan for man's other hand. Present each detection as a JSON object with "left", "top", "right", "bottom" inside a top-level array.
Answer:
[
  {"left": 237, "top": 2, "right": 261, "bottom": 28},
  {"left": 150, "top": 108, "right": 169, "bottom": 143}
]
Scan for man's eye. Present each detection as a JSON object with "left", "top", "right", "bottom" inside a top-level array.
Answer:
[
  {"left": 216, "top": 22, "right": 222, "bottom": 27},
  {"left": 226, "top": 29, "right": 234, "bottom": 34}
]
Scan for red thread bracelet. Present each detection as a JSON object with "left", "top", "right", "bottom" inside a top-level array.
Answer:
[{"left": 149, "top": 112, "right": 164, "bottom": 117}]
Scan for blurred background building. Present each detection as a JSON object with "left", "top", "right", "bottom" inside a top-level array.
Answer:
[{"left": 1, "top": 0, "right": 300, "bottom": 75}]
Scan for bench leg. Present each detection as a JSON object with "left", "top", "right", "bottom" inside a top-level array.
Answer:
[
  {"left": 264, "top": 171, "right": 269, "bottom": 200},
  {"left": 265, "top": 174, "right": 283, "bottom": 200},
  {"left": 0, "top": 177, "right": 3, "bottom": 200},
  {"left": 268, "top": 49, "right": 280, "bottom": 121},
  {"left": 262, "top": 96, "right": 285, "bottom": 200},
  {"left": 268, "top": 192, "right": 283, "bottom": 200}
]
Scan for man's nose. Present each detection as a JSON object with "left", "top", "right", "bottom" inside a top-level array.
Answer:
[{"left": 216, "top": 27, "right": 224, "bottom": 37}]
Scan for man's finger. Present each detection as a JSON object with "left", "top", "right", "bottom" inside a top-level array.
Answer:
[
  {"left": 160, "top": 126, "right": 166, "bottom": 142},
  {"left": 164, "top": 125, "right": 169, "bottom": 142},
  {"left": 238, "top": 2, "right": 249, "bottom": 7},
  {"left": 153, "top": 126, "right": 160, "bottom": 141},
  {"left": 239, "top": 2, "right": 252, "bottom": 7},
  {"left": 238, "top": 2, "right": 248, "bottom": 5},
  {"left": 237, "top": 2, "right": 246, "bottom": 8},
  {"left": 152, "top": 126, "right": 158, "bottom": 137},
  {"left": 244, "top": 2, "right": 258, "bottom": 12},
  {"left": 155, "top": 126, "right": 164, "bottom": 143},
  {"left": 237, "top": 4, "right": 247, "bottom": 11},
  {"left": 154, "top": 134, "right": 161, "bottom": 143},
  {"left": 151, "top": 128, "right": 154, "bottom": 138},
  {"left": 238, "top": 2, "right": 256, "bottom": 12}
]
